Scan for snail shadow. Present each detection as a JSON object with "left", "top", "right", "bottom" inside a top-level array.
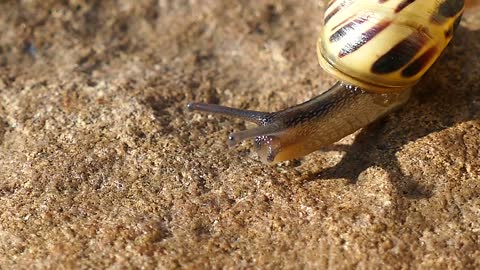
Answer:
[{"left": 304, "top": 26, "right": 480, "bottom": 198}]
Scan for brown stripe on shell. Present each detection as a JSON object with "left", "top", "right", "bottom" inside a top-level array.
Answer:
[
  {"left": 431, "top": 0, "right": 464, "bottom": 23},
  {"left": 431, "top": 14, "right": 447, "bottom": 24},
  {"left": 453, "top": 13, "right": 462, "bottom": 31},
  {"left": 330, "top": 16, "right": 370, "bottom": 42},
  {"left": 331, "top": 13, "right": 356, "bottom": 32},
  {"left": 395, "top": 0, "right": 415, "bottom": 13},
  {"left": 371, "top": 32, "right": 429, "bottom": 74},
  {"left": 326, "top": 0, "right": 335, "bottom": 9},
  {"left": 444, "top": 27, "right": 454, "bottom": 38},
  {"left": 438, "top": 0, "right": 464, "bottom": 17},
  {"left": 324, "top": 6, "right": 341, "bottom": 24},
  {"left": 401, "top": 47, "right": 438, "bottom": 77},
  {"left": 445, "top": 14, "right": 463, "bottom": 38},
  {"left": 324, "top": 0, "right": 354, "bottom": 24},
  {"left": 379, "top": 0, "right": 389, "bottom": 3},
  {"left": 338, "top": 20, "right": 392, "bottom": 58}
]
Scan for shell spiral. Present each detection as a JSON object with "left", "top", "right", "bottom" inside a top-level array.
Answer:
[{"left": 318, "top": 0, "right": 465, "bottom": 93}]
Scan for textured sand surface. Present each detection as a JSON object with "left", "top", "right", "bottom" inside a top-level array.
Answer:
[{"left": 0, "top": 1, "right": 479, "bottom": 269}]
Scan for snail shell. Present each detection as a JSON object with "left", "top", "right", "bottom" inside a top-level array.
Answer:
[{"left": 318, "top": 0, "right": 464, "bottom": 93}]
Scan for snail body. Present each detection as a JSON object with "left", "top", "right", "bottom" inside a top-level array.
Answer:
[{"left": 188, "top": 0, "right": 465, "bottom": 164}]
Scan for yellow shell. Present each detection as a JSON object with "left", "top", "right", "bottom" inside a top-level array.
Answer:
[{"left": 318, "top": 0, "right": 464, "bottom": 93}]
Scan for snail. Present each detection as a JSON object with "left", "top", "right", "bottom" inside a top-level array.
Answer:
[{"left": 188, "top": 0, "right": 465, "bottom": 164}]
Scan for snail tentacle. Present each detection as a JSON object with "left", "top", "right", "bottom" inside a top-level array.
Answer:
[{"left": 187, "top": 103, "right": 271, "bottom": 125}]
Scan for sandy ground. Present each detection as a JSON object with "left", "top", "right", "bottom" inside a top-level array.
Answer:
[{"left": 0, "top": 1, "right": 479, "bottom": 269}]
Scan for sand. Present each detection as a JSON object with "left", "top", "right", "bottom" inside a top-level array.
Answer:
[{"left": 0, "top": 1, "right": 479, "bottom": 269}]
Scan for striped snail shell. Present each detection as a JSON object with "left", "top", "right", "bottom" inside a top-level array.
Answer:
[
  {"left": 319, "top": 0, "right": 464, "bottom": 92},
  {"left": 187, "top": 0, "right": 465, "bottom": 164}
]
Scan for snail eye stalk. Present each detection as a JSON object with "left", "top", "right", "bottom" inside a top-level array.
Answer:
[{"left": 187, "top": 103, "right": 286, "bottom": 147}]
